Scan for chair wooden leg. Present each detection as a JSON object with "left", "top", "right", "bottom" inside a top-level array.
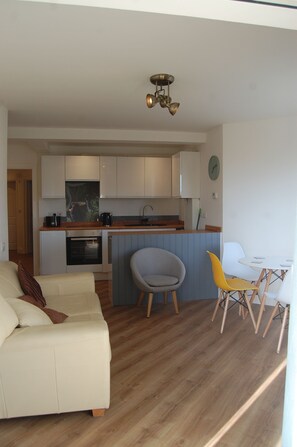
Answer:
[
  {"left": 146, "top": 293, "right": 154, "bottom": 318},
  {"left": 249, "top": 269, "right": 265, "bottom": 305},
  {"left": 243, "top": 292, "right": 256, "bottom": 330},
  {"left": 263, "top": 302, "right": 279, "bottom": 338},
  {"left": 172, "top": 290, "right": 179, "bottom": 314},
  {"left": 212, "top": 290, "right": 223, "bottom": 322},
  {"left": 136, "top": 291, "right": 145, "bottom": 307},
  {"left": 238, "top": 292, "right": 246, "bottom": 319},
  {"left": 238, "top": 292, "right": 243, "bottom": 317},
  {"left": 163, "top": 291, "right": 168, "bottom": 304},
  {"left": 221, "top": 293, "right": 230, "bottom": 333},
  {"left": 277, "top": 305, "right": 289, "bottom": 354}
]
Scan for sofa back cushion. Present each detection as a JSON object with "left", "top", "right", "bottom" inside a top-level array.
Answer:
[
  {"left": 0, "top": 261, "right": 23, "bottom": 299},
  {"left": 0, "top": 293, "right": 18, "bottom": 347},
  {"left": 6, "top": 298, "right": 53, "bottom": 327},
  {"left": 18, "top": 295, "right": 68, "bottom": 324}
]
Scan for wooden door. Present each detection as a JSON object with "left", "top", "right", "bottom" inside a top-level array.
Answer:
[
  {"left": 7, "top": 181, "right": 17, "bottom": 250},
  {"left": 7, "top": 170, "right": 33, "bottom": 254}
]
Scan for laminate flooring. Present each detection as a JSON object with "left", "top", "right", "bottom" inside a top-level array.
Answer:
[{"left": 0, "top": 281, "right": 287, "bottom": 447}]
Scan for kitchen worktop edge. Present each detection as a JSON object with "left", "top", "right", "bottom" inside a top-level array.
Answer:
[{"left": 39, "top": 221, "right": 184, "bottom": 231}]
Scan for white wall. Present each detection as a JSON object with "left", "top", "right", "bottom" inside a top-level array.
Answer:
[
  {"left": 0, "top": 106, "right": 8, "bottom": 261},
  {"left": 222, "top": 117, "right": 297, "bottom": 257},
  {"left": 99, "top": 198, "right": 179, "bottom": 217},
  {"left": 200, "top": 126, "right": 223, "bottom": 229}
]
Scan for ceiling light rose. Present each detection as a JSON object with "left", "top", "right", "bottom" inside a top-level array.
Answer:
[{"left": 146, "top": 73, "right": 180, "bottom": 116}]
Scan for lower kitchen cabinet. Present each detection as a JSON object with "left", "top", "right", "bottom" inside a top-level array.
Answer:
[{"left": 40, "top": 231, "right": 67, "bottom": 274}]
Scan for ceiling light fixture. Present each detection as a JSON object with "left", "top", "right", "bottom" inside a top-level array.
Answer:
[{"left": 146, "top": 74, "right": 180, "bottom": 116}]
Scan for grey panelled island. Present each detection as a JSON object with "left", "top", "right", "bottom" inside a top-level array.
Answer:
[{"left": 111, "top": 230, "right": 221, "bottom": 306}]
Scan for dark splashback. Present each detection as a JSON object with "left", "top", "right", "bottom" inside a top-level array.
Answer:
[{"left": 66, "top": 181, "right": 99, "bottom": 222}]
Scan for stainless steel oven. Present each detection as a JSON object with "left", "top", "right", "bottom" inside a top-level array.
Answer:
[{"left": 66, "top": 229, "right": 102, "bottom": 272}]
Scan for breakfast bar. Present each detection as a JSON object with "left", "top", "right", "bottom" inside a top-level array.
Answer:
[{"left": 111, "top": 229, "right": 221, "bottom": 306}]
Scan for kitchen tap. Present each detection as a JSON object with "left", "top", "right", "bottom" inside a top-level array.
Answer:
[{"left": 142, "top": 205, "right": 153, "bottom": 222}]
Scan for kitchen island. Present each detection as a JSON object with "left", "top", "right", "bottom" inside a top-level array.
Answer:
[
  {"left": 111, "top": 229, "right": 221, "bottom": 306},
  {"left": 39, "top": 219, "right": 183, "bottom": 275}
]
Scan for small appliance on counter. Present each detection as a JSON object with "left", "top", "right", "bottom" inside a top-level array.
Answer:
[
  {"left": 99, "top": 212, "right": 113, "bottom": 226},
  {"left": 45, "top": 213, "right": 61, "bottom": 227}
]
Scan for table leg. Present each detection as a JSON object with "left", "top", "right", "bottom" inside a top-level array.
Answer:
[{"left": 255, "top": 269, "right": 272, "bottom": 334}]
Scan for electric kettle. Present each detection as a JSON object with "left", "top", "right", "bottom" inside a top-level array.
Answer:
[{"left": 100, "top": 212, "right": 113, "bottom": 226}]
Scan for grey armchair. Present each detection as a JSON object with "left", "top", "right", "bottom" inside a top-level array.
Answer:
[{"left": 130, "top": 247, "right": 186, "bottom": 318}]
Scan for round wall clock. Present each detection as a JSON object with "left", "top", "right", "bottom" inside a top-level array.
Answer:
[{"left": 208, "top": 155, "right": 220, "bottom": 180}]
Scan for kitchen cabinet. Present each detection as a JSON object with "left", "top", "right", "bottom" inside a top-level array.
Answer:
[
  {"left": 144, "top": 157, "right": 171, "bottom": 197},
  {"left": 100, "top": 156, "right": 117, "bottom": 198},
  {"left": 41, "top": 155, "right": 65, "bottom": 199},
  {"left": 65, "top": 156, "right": 100, "bottom": 181},
  {"left": 172, "top": 151, "right": 200, "bottom": 198},
  {"left": 40, "top": 231, "right": 67, "bottom": 274},
  {"left": 117, "top": 157, "right": 145, "bottom": 197}
]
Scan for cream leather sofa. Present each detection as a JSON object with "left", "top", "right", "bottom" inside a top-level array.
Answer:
[{"left": 0, "top": 261, "right": 111, "bottom": 419}]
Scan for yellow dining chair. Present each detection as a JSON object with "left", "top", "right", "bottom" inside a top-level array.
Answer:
[{"left": 207, "top": 251, "right": 258, "bottom": 333}]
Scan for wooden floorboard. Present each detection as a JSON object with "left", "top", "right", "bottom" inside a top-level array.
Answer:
[{"left": 0, "top": 280, "right": 286, "bottom": 447}]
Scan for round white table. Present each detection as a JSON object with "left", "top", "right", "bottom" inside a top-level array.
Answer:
[{"left": 239, "top": 256, "right": 293, "bottom": 333}]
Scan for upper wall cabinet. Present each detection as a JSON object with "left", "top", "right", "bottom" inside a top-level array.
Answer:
[
  {"left": 117, "top": 157, "right": 145, "bottom": 197},
  {"left": 144, "top": 157, "right": 171, "bottom": 197},
  {"left": 65, "top": 156, "right": 100, "bottom": 181},
  {"left": 100, "top": 156, "right": 117, "bottom": 198},
  {"left": 41, "top": 155, "right": 65, "bottom": 199},
  {"left": 172, "top": 151, "right": 200, "bottom": 198}
]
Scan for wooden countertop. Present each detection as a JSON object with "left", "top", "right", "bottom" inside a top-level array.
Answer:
[
  {"left": 40, "top": 220, "right": 184, "bottom": 231},
  {"left": 108, "top": 229, "right": 214, "bottom": 235}
]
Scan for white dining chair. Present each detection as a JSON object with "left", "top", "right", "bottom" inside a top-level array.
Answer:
[
  {"left": 262, "top": 268, "right": 293, "bottom": 353},
  {"left": 222, "top": 242, "right": 261, "bottom": 313},
  {"left": 222, "top": 242, "right": 259, "bottom": 282}
]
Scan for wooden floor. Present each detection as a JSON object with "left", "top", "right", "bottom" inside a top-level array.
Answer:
[{"left": 0, "top": 281, "right": 287, "bottom": 447}]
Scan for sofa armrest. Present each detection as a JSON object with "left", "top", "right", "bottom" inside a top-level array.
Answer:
[
  {"left": 2, "top": 320, "right": 109, "bottom": 349},
  {"left": 34, "top": 272, "right": 95, "bottom": 297},
  {"left": 0, "top": 320, "right": 111, "bottom": 418}
]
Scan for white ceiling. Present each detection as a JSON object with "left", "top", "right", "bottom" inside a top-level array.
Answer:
[{"left": 1, "top": 0, "right": 297, "bottom": 152}]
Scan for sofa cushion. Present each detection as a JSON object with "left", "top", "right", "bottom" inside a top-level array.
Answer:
[
  {"left": 18, "top": 262, "right": 46, "bottom": 307},
  {"left": 42, "top": 307, "right": 68, "bottom": 324},
  {"left": 0, "top": 294, "right": 19, "bottom": 347},
  {"left": 6, "top": 298, "right": 53, "bottom": 327},
  {"left": 18, "top": 295, "right": 68, "bottom": 324},
  {"left": 0, "top": 261, "right": 23, "bottom": 299},
  {"left": 46, "top": 292, "right": 103, "bottom": 318},
  {"left": 65, "top": 313, "right": 103, "bottom": 323}
]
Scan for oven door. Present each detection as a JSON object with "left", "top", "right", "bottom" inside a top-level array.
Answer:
[{"left": 66, "top": 233, "right": 102, "bottom": 266}]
